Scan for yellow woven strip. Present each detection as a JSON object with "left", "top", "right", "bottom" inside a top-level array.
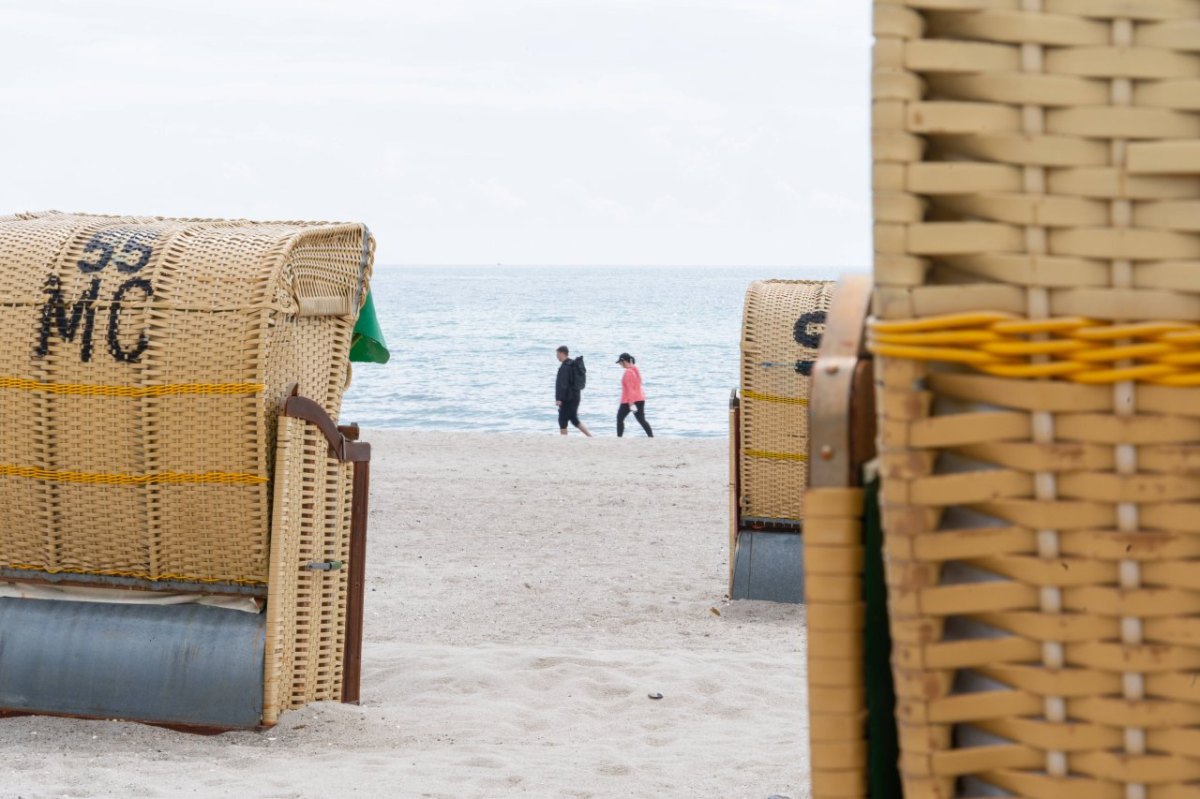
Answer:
[
  {"left": 1159, "top": 351, "right": 1200, "bottom": 366},
  {"left": 871, "top": 311, "right": 1017, "bottom": 334},
  {"left": 1073, "top": 322, "right": 1195, "bottom": 341},
  {"left": 874, "top": 330, "right": 1002, "bottom": 345},
  {"left": 742, "top": 389, "right": 809, "bottom": 406},
  {"left": 0, "top": 377, "right": 264, "bottom": 397},
  {"left": 870, "top": 343, "right": 1008, "bottom": 365},
  {"left": 0, "top": 465, "right": 267, "bottom": 486},
  {"left": 1162, "top": 330, "right": 1200, "bottom": 345},
  {"left": 980, "top": 339, "right": 1094, "bottom": 357},
  {"left": 979, "top": 361, "right": 1089, "bottom": 379},
  {"left": 744, "top": 448, "right": 808, "bottom": 462},
  {"left": 6, "top": 564, "right": 266, "bottom": 586},
  {"left": 1152, "top": 372, "right": 1200, "bottom": 387},
  {"left": 991, "top": 317, "right": 1094, "bottom": 335},
  {"left": 1071, "top": 342, "right": 1176, "bottom": 363}
]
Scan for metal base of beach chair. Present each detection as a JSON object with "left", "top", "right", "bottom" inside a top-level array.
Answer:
[
  {"left": 729, "top": 389, "right": 807, "bottom": 603},
  {"left": 0, "top": 393, "right": 371, "bottom": 733},
  {"left": 730, "top": 528, "right": 805, "bottom": 603},
  {"left": 0, "top": 600, "right": 266, "bottom": 730}
]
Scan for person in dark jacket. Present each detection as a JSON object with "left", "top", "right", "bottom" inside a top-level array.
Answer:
[{"left": 555, "top": 345, "right": 592, "bottom": 437}]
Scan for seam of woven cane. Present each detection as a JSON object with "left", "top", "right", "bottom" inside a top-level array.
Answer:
[
  {"left": 869, "top": 4, "right": 936, "bottom": 796},
  {"left": 353, "top": 223, "right": 371, "bottom": 311},
  {"left": 1109, "top": 15, "right": 1148, "bottom": 799},
  {"left": 1018, "top": 3, "right": 1069, "bottom": 784},
  {"left": 6, "top": 564, "right": 266, "bottom": 586},
  {"left": 33, "top": 216, "right": 137, "bottom": 584},
  {"left": 145, "top": 220, "right": 216, "bottom": 588}
]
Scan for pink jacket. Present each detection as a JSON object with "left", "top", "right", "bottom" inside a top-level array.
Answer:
[{"left": 621, "top": 366, "right": 645, "bottom": 404}]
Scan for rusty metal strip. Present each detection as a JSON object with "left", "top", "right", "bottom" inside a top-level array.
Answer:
[{"left": 282, "top": 394, "right": 371, "bottom": 463}]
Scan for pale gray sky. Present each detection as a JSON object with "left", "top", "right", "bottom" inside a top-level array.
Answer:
[{"left": 1, "top": 1, "right": 871, "bottom": 266}]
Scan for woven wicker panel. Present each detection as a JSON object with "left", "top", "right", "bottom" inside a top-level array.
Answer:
[
  {"left": 739, "top": 280, "right": 834, "bottom": 522},
  {"left": 0, "top": 211, "right": 372, "bottom": 587},
  {"left": 806, "top": 487, "right": 869, "bottom": 799},
  {"left": 263, "top": 415, "right": 353, "bottom": 724},
  {"left": 873, "top": 3, "right": 1200, "bottom": 797},
  {"left": 263, "top": 415, "right": 304, "bottom": 725}
]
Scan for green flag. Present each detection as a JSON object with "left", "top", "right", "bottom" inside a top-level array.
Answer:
[{"left": 350, "top": 292, "right": 389, "bottom": 364}]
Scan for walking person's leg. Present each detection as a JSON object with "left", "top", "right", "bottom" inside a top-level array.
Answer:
[
  {"left": 567, "top": 400, "right": 592, "bottom": 437},
  {"left": 573, "top": 408, "right": 593, "bottom": 437},
  {"left": 558, "top": 402, "right": 571, "bottom": 435},
  {"left": 616, "top": 403, "right": 631, "bottom": 437},
  {"left": 634, "top": 400, "right": 653, "bottom": 437}
]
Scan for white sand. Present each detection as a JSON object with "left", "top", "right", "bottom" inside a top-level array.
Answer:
[{"left": 2, "top": 431, "right": 807, "bottom": 799}]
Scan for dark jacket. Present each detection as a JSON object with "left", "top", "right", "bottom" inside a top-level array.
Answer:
[{"left": 556, "top": 358, "right": 579, "bottom": 403}]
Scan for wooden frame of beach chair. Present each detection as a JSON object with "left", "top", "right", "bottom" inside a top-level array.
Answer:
[
  {"left": 0, "top": 212, "right": 375, "bottom": 731},
  {"left": 805, "top": 274, "right": 887, "bottom": 799},
  {"left": 871, "top": 3, "right": 1200, "bottom": 796}
]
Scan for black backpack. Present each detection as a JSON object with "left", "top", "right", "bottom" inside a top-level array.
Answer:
[{"left": 571, "top": 355, "right": 587, "bottom": 391}]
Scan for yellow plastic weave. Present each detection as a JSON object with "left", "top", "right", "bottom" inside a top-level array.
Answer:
[{"left": 870, "top": 315, "right": 1200, "bottom": 385}]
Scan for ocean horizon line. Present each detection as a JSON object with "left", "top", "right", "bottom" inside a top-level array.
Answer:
[
  {"left": 374, "top": 262, "right": 857, "bottom": 271},
  {"left": 353, "top": 426, "right": 731, "bottom": 439}
]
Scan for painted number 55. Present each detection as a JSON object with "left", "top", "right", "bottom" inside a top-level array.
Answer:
[{"left": 78, "top": 232, "right": 154, "bottom": 274}]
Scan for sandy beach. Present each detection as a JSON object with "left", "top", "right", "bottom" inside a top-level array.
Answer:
[{"left": 2, "top": 431, "right": 806, "bottom": 799}]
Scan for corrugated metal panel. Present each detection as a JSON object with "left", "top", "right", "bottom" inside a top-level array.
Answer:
[{"left": 0, "top": 598, "right": 264, "bottom": 729}]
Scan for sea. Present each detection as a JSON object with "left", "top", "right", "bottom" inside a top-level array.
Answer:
[{"left": 341, "top": 265, "right": 843, "bottom": 438}]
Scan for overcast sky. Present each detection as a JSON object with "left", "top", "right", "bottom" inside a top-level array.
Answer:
[{"left": 1, "top": 1, "right": 871, "bottom": 267}]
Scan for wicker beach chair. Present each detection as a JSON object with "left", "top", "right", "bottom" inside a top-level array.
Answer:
[
  {"left": 0, "top": 211, "right": 375, "bottom": 730},
  {"left": 866, "top": 2, "right": 1200, "bottom": 797},
  {"left": 730, "top": 279, "right": 834, "bottom": 602}
]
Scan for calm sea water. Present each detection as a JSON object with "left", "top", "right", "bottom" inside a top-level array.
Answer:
[{"left": 342, "top": 265, "right": 841, "bottom": 438}]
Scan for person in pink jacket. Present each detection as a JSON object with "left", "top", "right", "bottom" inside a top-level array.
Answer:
[{"left": 616, "top": 353, "right": 654, "bottom": 437}]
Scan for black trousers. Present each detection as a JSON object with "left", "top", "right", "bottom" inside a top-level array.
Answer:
[
  {"left": 558, "top": 398, "right": 582, "bottom": 430},
  {"left": 617, "top": 401, "right": 653, "bottom": 437}
]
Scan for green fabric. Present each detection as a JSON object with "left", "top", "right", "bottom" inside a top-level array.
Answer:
[
  {"left": 350, "top": 291, "right": 389, "bottom": 364},
  {"left": 863, "top": 477, "right": 903, "bottom": 798}
]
